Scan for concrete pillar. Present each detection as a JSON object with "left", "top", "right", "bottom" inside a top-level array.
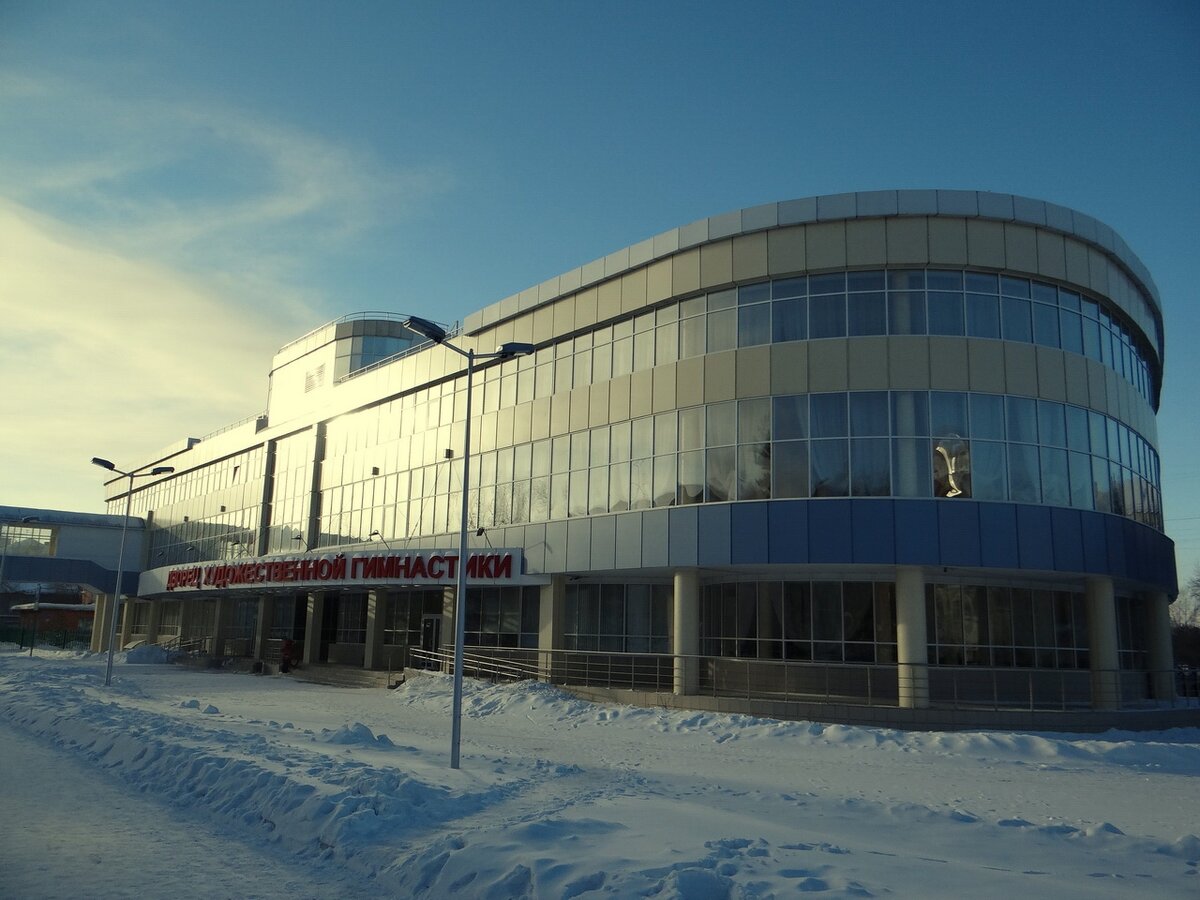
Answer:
[
  {"left": 253, "top": 595, "right": 273, "bottom": 661},
  {"left": 538, "top": 576, "right": 566, "bottom": 681},
  {"left": 673, "top": 570, "right": 699, "bottom": 695},
  {"left": 364, "top": 590, "right": 387, "bottom": 670},
  {"left": 91, "top": 593, "right": 113, "bottom": 653},
  {"left": 1086, "top": 576, "right": 1120, "bottom": 709},
  {"left": 145, "top": 601, "right": 163, "bottom": 645},
  {"left": 895, "top": 567, "right": 929, "bottom": 709},
  {"left": 1145, "top": 591, "right": 1175, "bottom": 702},
  {"left": 211, "top": 598, "right": 234, "bottom": 657},
  {"left": 302, "top": 592, "right": 324, "bottom": 665},
  {"left": 178, "top": 598, "right": 195, "bottom": 648},
  {"left": 118, "top": 601, "right": 134, "bottom": 650}
]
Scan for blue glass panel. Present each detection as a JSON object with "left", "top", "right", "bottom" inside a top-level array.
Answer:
[
  {"left": 851, "top": 500, "right": 895, "bottom": 564},
  {"left": 697, "top": 504, "right": 731, "bottom": 565},
  {"left": 730, "top": 504, "right": 769, "bottom": 564},
  {"left": 893, "top": 500, "right": 939, "bottom": 565},
  {"left": 1079, "top": 511, "right": 1109, "bottom": 573},
  {"left": 767, "top": 500, "right": 808, "bottom": 563},
  {"left": 1050, "top": 508, "right": 1084, "bottom": 572},
  {"left": 979, "top": 504, "right": 1019, "bottom": 568},
  {"left": 1016, "top": 506, "right": 1054, "bottom": 570},
  {"left": 808, "top": 500, "right": 853, "bottom": 563},
  {"left": 938, "top": 502, "right": 980, "bottom": 566},
  {"left": 667, "top": 507, "right": 698, "bottom": 567}
]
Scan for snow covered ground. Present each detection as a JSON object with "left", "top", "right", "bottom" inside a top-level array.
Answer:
[{"left": 0, "top": 647, "right": 1196, "bottom": 899}]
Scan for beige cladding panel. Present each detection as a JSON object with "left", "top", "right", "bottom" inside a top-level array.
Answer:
[
  {"left": 597, "top": 278, "right": 622, "bottom": 322},
  {"left": 653, "top": 362, "right": 678, "bottom": 412},
  {"left": 966, "top": 219, "right": 1006, "bottom": 269},
  {"left": 846, "top": 219, "right": 886, "bottom": 267},
  {"left": 732, "top": 232, "right": 768, "bottom": 282},
  {"left": 1003, "top": 224, "right": 1039, "bottom": 274},
  {"left": 886, "top": 337, "right": 930, "bottom": 390},
  {"left": 574, "top": 287, "right": 598, "bottom": 329},
  {"left": 1088, "top": 247, "right": 1110, "bottom": 296},
  {"left": 806, "top": 221, "right": 847, "bottom": 270},
  {"left": 621, "top": 268, "right": 647, "bottom": 314},
  {"left": 885, "top": 217, "right": 930, "bottom": 265},
  {"left": 629, "top": 369, "right": 653, "bottom": 418},
  {"left": 589, "top": 381, "right": 610, "bottom": 427},
  {"left": 1004, "top": 343, "right": 1038, "bottom": 397},
  {"left": 767, "top": 226, "right": 805, "bottom": 276},
  {"left": 1086, "top": 359, "right": 1108, "bottom": 412},
  {"left": 1064, "top": 354, "right": 1090, "bottom": 407},
  {"left": 532, "top": 306, "right": 554, "bottom": 344},
  {"left": 530, "top": 396, "right": 551, "bottom": 441},
  {"left": 846, "top": 337, "right": 888, "bottom": 390},
  {"left": 808, "top": 339, "right": 848, "bottom": 392},
  {"left": 699, "top": 239, "right": 733, "bottom": 289},
  {"left": 1036, "top": 231, "right": 1067, "bottom": 280},
  {"left": 1064, "top": 238, "right": 1091, "bottom": 289},
  {"left": 770, "top": 342, "right": 808, "bottom": 395},
  {"left": 735, "top": 346, "right": 771, "bottom": 398},
  {"left": 569, "top": 386, "right": 591, "bottom": 432},
  {"left": 1035, "top": 346, "right": 1067, "bottom": 402},
  {"left": 966, "top": 340, "right": 1006, "bottom": 394},
  {"left": 928, "top": 218, "right": 968, "bottom": 265},
  {"left": 550, "top": 393, "right": 571, "bottom": 436},
  {"left": 676, "top": 356, "right": 704, "bottom": 408},
  {"left": 511, "top": 313, "right": 534, "bottom": 344},
  {"left": 672, "top": 248, "right": 701, "bottom": 296},
  {"left": 609, "top": 373, "right": 631, "bottom": 422},
  {"left": 512, "top": 402, "right": 533, "bottom": 445},
  {"left": 928, "top": 337, "right": 970, "bottom": 391},
  {"left": 646, "top": 259, "right": 672, "bottom": 305},
  {"left": 704, "top": 350, "right": 737, "bottom": 402},
  {"left": 552, "top": 296, "right": 575, "bottom": 337}
]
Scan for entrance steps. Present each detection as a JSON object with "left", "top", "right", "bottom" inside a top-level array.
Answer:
[{"left": 287, "top": 663, "right": 403, "bottom": 690}]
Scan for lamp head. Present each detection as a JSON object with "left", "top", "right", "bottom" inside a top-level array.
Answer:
[
  {"left": 91, "top": 457, "right": 116, "bottom": 471},
  {"left": 150, "top": 466, "right": 175, "bottom": 476},
  {"left": 402, "top": 315, "right": 448, "bottom": 344},
  {"left": 496, "top": 342, "right": 535, "bottom": 358}
]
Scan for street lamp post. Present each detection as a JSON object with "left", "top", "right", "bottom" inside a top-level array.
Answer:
[
  {"left": 91, "top": 458, "right": 175, "bottom": 686},
  {"left": 403, "top": 315, "right": 534, "bottom": 769}
]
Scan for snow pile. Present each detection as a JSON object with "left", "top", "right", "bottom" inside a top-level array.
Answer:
[{"left": 0, "top": 650, "right": 1197, "bottom": 898}]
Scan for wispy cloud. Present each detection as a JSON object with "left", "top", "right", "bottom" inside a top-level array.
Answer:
[{"left": 0, "top": 74, "right": 454, "bottom": 512}]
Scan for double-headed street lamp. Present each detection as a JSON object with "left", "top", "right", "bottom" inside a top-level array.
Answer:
[
  {"left": 403, "top": 315, "right": 534, "bottom": 769},
  {"left": 91, "top": 457, "right": 175, "bottom": 686}
]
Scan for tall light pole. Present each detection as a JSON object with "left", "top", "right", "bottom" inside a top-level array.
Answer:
[
  {"left": 0, "top": 514, "right": 37, "bottom": 594},
  {"left": 91, "top": 458, "right": 175, "bottom": 686},
  {"left": 403, "top": 315, "right": 534, "bottom": 769}
]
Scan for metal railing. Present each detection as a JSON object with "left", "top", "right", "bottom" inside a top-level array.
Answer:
[
  {"left": 405, "top": 644, "right": 1200, "bottom": 713},
  {"left": 0, "top": 624, "right": 93, "bottom": 652}
]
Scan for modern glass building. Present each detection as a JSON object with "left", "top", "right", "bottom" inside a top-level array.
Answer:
[{"left": 103, "top": 190, "right": 1182, "bottom": 728}]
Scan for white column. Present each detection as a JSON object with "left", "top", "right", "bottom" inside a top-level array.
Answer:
[
  {"left": 673, "top": 570, "right": 699, "bottom": 695},
  {"left": 145, "top": 601, "right": 163, "bottom": 645},
  {"left": 364, "top": 590, "right": 386, "bottom": 670},
  {"left": 302, "top": 592, "right": 324, "bottom": 665},
  {"left": 538, "top": 576, "right": 566, "bottom": 682},
  {"left": 253, "top": 595, "right": 273, "bottom": 661},
  {"left": 211, "top": 598, "right": 233, "bottom": 657},
  {"left": 1086, "top": 576, "right": 1120, "bottom": 709},
  {"left": 118, "top": 601, "right": 134, "bottom": 650},
  {"left": 1145, "top": 592, "right": 1175, "bottom": 702},
  {"left": 91, "top": 594, "right": 113, "bottom": 653},
  {"left": 895, "top": 567, "right": 929, "bottom": 709}
]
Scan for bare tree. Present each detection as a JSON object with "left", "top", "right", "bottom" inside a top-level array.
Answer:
[{"left": 1170, "top": 564, "right": 1200, "bottom": 628}]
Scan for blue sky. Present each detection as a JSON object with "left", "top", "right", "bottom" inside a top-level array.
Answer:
[{"left": 2, "top": 1, "right": 1198, "bottom": 584}]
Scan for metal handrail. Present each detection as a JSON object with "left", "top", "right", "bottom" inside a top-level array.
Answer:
[{"left": 403, "top": 645, "right": 1200, "bottom": 712}]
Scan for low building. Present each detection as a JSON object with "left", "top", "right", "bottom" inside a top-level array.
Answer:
[{"left": 98, "top": 191, "right": 1184, "bottom": 728}]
